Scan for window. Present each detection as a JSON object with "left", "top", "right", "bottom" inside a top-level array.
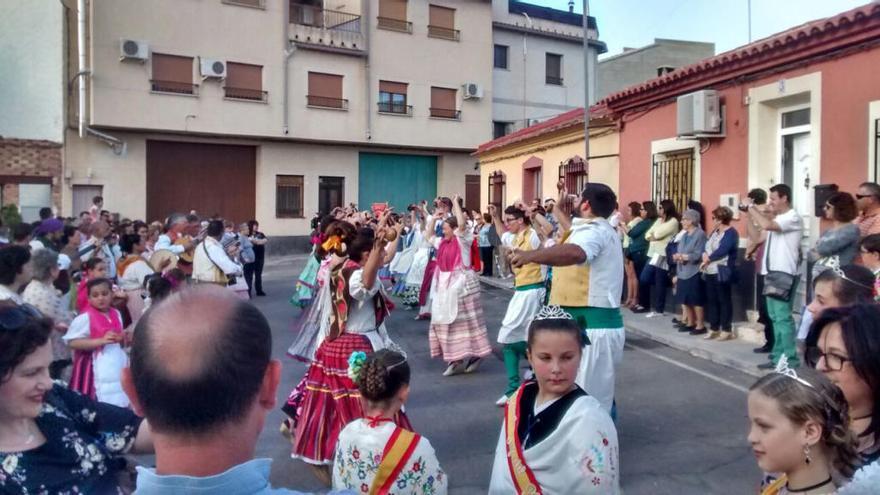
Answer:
[
  {"left": 559, "top": 157, "right": 587, "bottom": 197},
  {"left": 307, "top": 72, "right": 346, "bottom": 109},
  {"left": 545, "top": 53, "right": 563, "bottom": 85},
  {"left": 428, "top": 5, "right": 459, "bottom": 41},
  {"left": 493, "top": 121, "right": 511, "bottom": 139},
  {"left": 782, "top": 108, "right": 810, "bottom": 128},
  {"left": 430, "top": 87, "right": 459, "bottom": 119},
  {"left": 18, "top": 183, "right": 52, "bottom": 223},
  {"left": 221, "top": 0, "right": 265, "bottom": 8},
  {"left": 522, "top": 157, "right": 543, "bottom": 204},
  {"left": 225, "top": 62, "right": 266, "bottom": 102},
  {"left": 494, "top": 44, "right": 509, "bottom": 69},
  {"left": 488, "top": 171, "right": 506, "bottom": 210},
  {"left": 657, "top": 66, "right": 675, "bottom": 77},
  {"left": 377, "top": 0, "right": 411, "bottom": 33},
  {"left": 151, "top": 53, "right": 196, "bottom": 95},
  {"left": 378, "top": 80, "right": 410, "bottom": 115},
  {"left": 652, "top": 150, "right": 695, "bottom": 214},
  {"left": 276, "top": 175, "right": 304, "bottom": 218}
]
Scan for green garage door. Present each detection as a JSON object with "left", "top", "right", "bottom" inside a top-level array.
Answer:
[{"left": 358, "top": 153, "right": 437, "bottom": 212}]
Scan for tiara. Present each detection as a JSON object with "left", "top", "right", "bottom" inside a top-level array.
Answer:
[
  {"left": 826, "top": 257, "right": 874, "bottom": 291},
  {"left": 773, "top": 355, "right": 814, "bottom": 389},
  {"left": 384, "top": 341, "right": 409, "bottom": 371},
  {"left": 534, "top": 305, "right": 574, "bottom": 321}
]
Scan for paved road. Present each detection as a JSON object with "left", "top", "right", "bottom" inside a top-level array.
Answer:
[{"left": 251, "top": 257, "right": 760, "bottom": 494}]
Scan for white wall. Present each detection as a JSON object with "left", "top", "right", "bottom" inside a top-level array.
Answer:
[{"left": 0, "top": 0, "right": 64, "bottom": 142}]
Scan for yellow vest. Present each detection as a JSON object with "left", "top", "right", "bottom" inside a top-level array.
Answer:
[
  {"left": 513, "top": 227, "right": 544, "bottom": 288},
  {"left": 548, "top": 230, "right": 590, "bottom": 307}
]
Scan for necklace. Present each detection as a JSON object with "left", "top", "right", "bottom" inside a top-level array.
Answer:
[{"left": 786, "top": 476, "right": 832, "bottom": 493}]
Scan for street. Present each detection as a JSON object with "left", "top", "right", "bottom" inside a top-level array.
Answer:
[{"left": 251, "top": 257, "right": 761, "bottom": 494}]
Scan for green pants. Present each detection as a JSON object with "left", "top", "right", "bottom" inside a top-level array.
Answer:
[
  {"left": 767, "top": 294, "right": 799, "bottom": 367},
  {"left": 503, "top": 341, "right": 529, "bottom": 396}
]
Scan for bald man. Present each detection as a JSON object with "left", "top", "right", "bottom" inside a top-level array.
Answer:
[{"left": 121, "top": 286, "right": 315, "bottom": 494}]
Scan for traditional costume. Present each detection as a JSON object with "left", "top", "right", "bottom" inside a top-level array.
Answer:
[
  {"left": 498, "top": 227, "right": 545, "bottom": 398},
  {"left": 428, "top": 231, "right": 492, "bottom": 364},
  {"left": 389, "top": 225, "right": 420, "bottom": 296},
  {"left": 548, "top": 217, "right": 625, "bottom": 414},
  {"left": 64, "top": 307, "right": 129, "bottom": 407},
  {"left": 117, "top": 254, "right": 155, "bottom": 326},
  {"left": 286, "top": 256, "right": 333, "bottom": 363},
  {"left": 489, "top": 381, "right": 619, "bottom": 494},
  {"left": 333, "top": 418, "right": 447, "bottom": 495},
  {"left": 291, "top": 252, "right": 321, "bottom": 308},
  {"left": 402, "top": 227, "right": 432, "bottom": 311},
  {"left": 292, "top": 259, "right": 411, "bottom": 465}
]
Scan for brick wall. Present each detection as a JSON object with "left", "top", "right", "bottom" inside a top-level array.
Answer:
[{"left": 0, "top": 138, "right": 63, "bottom": 211}]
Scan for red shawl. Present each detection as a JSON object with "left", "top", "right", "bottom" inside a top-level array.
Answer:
[{"left": 327, "top": 259, "right": 394, "bottom": 341}]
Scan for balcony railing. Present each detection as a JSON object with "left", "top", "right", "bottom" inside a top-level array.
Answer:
[
  {"left": 307, "top": 95, "right": 349, "bottom": 110},
  {"left": 429, "top": 108, "right": 461, "bottom": 120},
  {"left": 151, "top": 80, "right": 199, "bottom": 96},
  {"left": 290, "top": 4, "right": 361, "bottom": 32},
  {"left": 224, "top": 86, "right": 268, "bottom": 102},
  {"left": 428, "top": 25, "right": 460, "bottom": 41},
  {"left": 546, "top": 76, "right": 564, "bottom": 86},
  {"left": 378, "top": 102, "right": 413, "bottom": 116},
  {"left": 377, "top": 16, "right": 412, "bottom": 33}
]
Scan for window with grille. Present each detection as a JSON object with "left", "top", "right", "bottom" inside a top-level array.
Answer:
[
  {"left": 151, "top": 53, "right": 196, "bottom": 95},
  {"left": 558, "top": 157, "right": 586, "bottom": 196},
  {"left": 545, "top": 53, "right": 563, "bottom": 85},
  {"left": 307, "top": 72, "right": 346, "bottom": 109},
  {"left": 494, "top": 44, "right": 509, "bottom": 69},
  {"left": 378, "top": 80, "right": 409, "bottom": 114},
  {"left": 652, "top": 150, "right": 695, "bottom": 215},
  {"left": 430, "top": 87, "right": 459, "bottom": 119},
  {"left": 225, "top": 62, "right": 265, "bottom": 102},
  {"left": 276, "top": 175, "right": 304, "bottom": 218},
  {"left": 488, "top": 171, "right": 506, "bottom": 209}
]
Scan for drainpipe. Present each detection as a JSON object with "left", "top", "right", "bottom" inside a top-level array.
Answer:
[
  {"left": 282, "top": 0, "right": 296, "bottom": 135},
  {"left": 363, "top": 0, "right": 371, "bottom": 140},
  {"left": 520, "top": 13, "right": 532, "bottom": 130}
]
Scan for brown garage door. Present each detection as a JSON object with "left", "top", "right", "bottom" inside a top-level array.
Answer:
[{"left": 146, "top": 140, "right": 256, "bottom": 223}]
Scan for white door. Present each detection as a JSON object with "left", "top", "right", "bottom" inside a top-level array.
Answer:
[
  {"left": 789, "top": 132, "right": 812, "bottom": 245},
  {"left": 72, "top": 185, "right": 103, "bottom": 217},
  {"left": 18, "top": 184, "right": 52, "bottom": 223}
]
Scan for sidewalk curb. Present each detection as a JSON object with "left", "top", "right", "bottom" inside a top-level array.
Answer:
[{"left": 478, "top": 276, "right": 764, "bottom": 379}]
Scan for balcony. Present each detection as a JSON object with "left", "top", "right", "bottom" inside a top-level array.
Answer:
[
  {"left": 429, "top": 108, "right": 461, "bottom": 120},
  {"left": 377, "top": 16, "right": 412, "bottom": 33},
  {"left": 290, "top": 3, "right": 365, "bottom": 54},
  {"left": 151, "top": 80, "right": 199, "bottom": 96},
  {"left": 378, "top": 102, "right": 413, "bottom": 116},
  {"left": 546, "top": 76, "right": 564, "bottom": 86},
  {"left": 224, "top": 86, "right": 268, "bottom": 103},
  {"left": 307, "top": 95, "right": 349, "bottom": 110},
  {"left": 428, "top": 25, "right": 460, "bottom": 41}
]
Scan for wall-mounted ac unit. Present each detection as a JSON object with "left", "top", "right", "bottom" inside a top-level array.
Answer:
[
  {"left": 119, "top": 39, "right": 149, "bottom": 61},
  {"left": 462, "top": 83, "right": 483, "bottom": 100},
  {"left": 525, "top": 118, "right": 541, "bottom": 127},
  {"left": 677, "top": 89, "right": 722, "bottom": 137},
  {"left": 200, "top": 58, "right": 227, "bottom": 79}
]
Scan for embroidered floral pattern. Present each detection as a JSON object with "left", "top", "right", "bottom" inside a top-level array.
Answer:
[
  {"left": 579, "top": 430, "right": 618, "bottom": 488},
  {"left": 334, "top": 439, "right": 446, "bottom": 494}
]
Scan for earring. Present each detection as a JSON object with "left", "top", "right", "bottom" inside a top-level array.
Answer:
[{"left": 804, "top": 444, "right": 812, "bottom": 465}]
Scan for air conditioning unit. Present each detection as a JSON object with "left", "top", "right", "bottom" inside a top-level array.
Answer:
[
  {"left": 526, "top": 118, "right": 541, "bottom": 127},
  {"left": 200, "top": 58, "right": 226, "bottom": 79},
  {"left": 462, "top": 83, "right": 483, "bottom": 100},
  {"left": 119, "top": 39, "right": 149, "bottom": 61},
  {"left": 677, "top": 89, "right": 721, "bottom": 136}
]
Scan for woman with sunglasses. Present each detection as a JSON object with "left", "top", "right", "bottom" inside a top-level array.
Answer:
[
  {"left": 805, "top": 304, "right": 880, "bottom": 466},
  {"left": 0, "top": 302, "right": 153, "bottom": 493}
]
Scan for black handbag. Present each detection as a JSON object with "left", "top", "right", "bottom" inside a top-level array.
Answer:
[
  {"left": 762, "top": 233, "right": 798, "bottom": 301},
  {"left": 717, "top": 264, "right": 733, "bottom": 284}
]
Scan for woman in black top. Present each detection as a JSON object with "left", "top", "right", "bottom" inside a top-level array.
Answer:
[
  {"left": 247, "top": 220, "right": 269, "bottom": 296},
  {"left": 0, "top": 302, "right": 153, "bottom": 494}
]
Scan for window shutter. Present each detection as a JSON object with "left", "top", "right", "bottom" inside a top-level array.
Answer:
[
  {"left": 430, "top": 87, "right": 456, "bottom": 110},
  {"left": 226, "top": 62, "right": 262, "bottom": 91},
  {"left": 378, "top": 0, "right": 407, "bottom": 20},
  {"left": 379, "top": 80, "right": 408, "bottom": 95},
  {"left": 151, "top": 53, "right": 194, "bottom": 93},
  {"left": 429, "top": 5, "right": 454, "bottom": 29}
]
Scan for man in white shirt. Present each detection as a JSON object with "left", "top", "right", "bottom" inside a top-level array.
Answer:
[
  {"left": 748, "top": 183, "right": 803, "bottom": 369},
  {"left": 155, "top": 213, "right": 194, "bottom": 256},
  {"left": 193, "top": 220, "right": 242, "bottom": 284}
]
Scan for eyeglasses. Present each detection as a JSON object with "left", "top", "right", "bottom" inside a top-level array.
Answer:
[
  {"left": 856, "top": 194, "right": 874, "bottom": 200},
  {"left": 0, "top": 304, "right": 44, "bottom": 332},
  {"left": 804, "top": 347, "right": 851, "bottom": 371}
]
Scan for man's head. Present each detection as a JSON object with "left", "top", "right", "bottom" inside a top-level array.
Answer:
[
  {"left": 165, "top": 213, "right": 188, "bottom": 234},
  {"left": 38, "top": 207, "right": 52, "bottom": 221},
  {"left": 544, "top": 198, "right": 555, "bottom": 213},
  {"left": 89, "top": 221, "right": 110, "bottom": 240},
  {"left": 123, "top": 286, "right": 280, "bottom": 438},
  {"left": 747, "top": 188, "right": 768, "bottom": 206},
  {"left": 856, "top": 182, "right": 880, "bottom": 214},
  {"left": 576, "top": 183, "right": 617, "bottom": 219},
  {"left": 768, "top": 184, "right": 793, "bottom": 213},
  {"left": 436, "top": 197, "right": 453, "bottom": 214},
  {"left": 206, "top": 220, "right": 225, "bottom": 240},
  {"left": 503, "top": 206, "right": 527, "bottom": 234}
]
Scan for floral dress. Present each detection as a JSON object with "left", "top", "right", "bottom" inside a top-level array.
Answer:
[
  {"left": 333, "top": 419, "right": 447, "bottom": 495},
  {"left": 0, "top": 383, "right": 143, "bottom": 494}
]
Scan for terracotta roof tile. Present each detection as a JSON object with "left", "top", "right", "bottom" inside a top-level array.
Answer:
[{"left": 475, "top": 104, "right": 608, "bottom": 155}]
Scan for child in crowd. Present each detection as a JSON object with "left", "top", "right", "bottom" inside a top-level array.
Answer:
[
  {"left": 858, "top": 234, "right": 880, "bottom": 301},
  {"left": 333, "top": 350, "right": 447, "bottom": 494},
  {"left": 65, "top": 278, "right": 130, "bottom": 407},
  {"left": 142, "top": 272, "right": 173, "bottom": 311},
  {"left": 489, "top": 306, "right": 620, "bottom": 494},
  {"left": 748, "top": 358, "right": 860, "bottom": 495},
  {"left": 75, "top": 258, "right": 107, "bottom": 313}
]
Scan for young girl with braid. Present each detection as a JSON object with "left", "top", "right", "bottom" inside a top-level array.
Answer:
[
  {"left": 333, "top": 349, "right": 447, "bottom": 495},
  {"left": 748, "top": 359, "right": 860, "bottom": 494}
]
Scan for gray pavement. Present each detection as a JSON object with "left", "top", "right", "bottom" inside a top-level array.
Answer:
[{"left": 251, "top": 257, "right": 761, "bottom": 494}]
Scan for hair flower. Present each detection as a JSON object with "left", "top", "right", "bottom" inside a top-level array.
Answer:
[{"left": 348, "top": 351, "right": 368, "bottom": 381}]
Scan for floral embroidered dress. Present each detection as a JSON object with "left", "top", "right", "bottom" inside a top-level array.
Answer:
[
  {"left": 488, "top": 381, "right": 619, "bottom": 494},
  {"left": 333, "top": 419, "right": 447, "bottom": 495},
  {"left": 0, "top": 383, "right": 142, "bottom": 494}
]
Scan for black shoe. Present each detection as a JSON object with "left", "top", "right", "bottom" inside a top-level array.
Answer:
[
  {"left": 256, "top": 292, "right": 267, "bottom": 297},
  {"left": 689, "top": 327, "right": 707, "bottom": 336},
  {"left": 671, "top": 317, "right": 683, "bottom": 325},
  {"left": 757, "top": 361, "right": 776, "bottom": 370},
  {"left": 678, "top": 325, "right": 694, "bottom": 333},
  {"left": 631, "top": 305, "right": 648, "bottom": 314},
  {"left": 753, "top": 345, "right": 772, "bottom": 353}
]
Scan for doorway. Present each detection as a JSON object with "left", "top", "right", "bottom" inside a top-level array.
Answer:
[
  {"left": 778, "top": 106, "right": 812, "bottom": 246},
  {"left": 318, "top": 176, "right": 344, "bottom": 215}
]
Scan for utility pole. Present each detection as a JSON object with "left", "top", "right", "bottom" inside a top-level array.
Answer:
[
  {"left": 747, "top": 0, "right": 752, "bottom": 42},
  {"left": 582, "top": 0, "right": 591, "bottom": 182}
]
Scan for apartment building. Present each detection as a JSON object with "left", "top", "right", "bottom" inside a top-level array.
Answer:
[{"left": 491, "top": 0, "right": 605, "bottom": 138}]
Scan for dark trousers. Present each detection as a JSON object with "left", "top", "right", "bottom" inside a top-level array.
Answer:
[
  {"left": 704, "top": 274, "right": 733, "bottom": 331},
  {"left": 243, "top": 262, "right": 256, "bottom": 298},
  {"left": 631, "top": 252, "right": 649, "bottom": 308},
  {"left": 640, "top": 263, "right": 669, "bottom": 313},
  {"left": 254, "top": 255, "right": 265, "bottom": 294},
  {"left": 479, "top": 246, "right": 494, "bottom": 277},
  {"left": 756, "top": 274, "right": 774, "bottom": 348}
]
